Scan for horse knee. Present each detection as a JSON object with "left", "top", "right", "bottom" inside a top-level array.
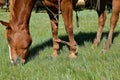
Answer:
[
  {"left": 53, "top": 43, "right": 59, "bottom": 50},
  {"left": 110, "top": 14, "right": 119, "bottom": 26},
  {"left": 66, "top": 25, "right": 73, "bottom": 33},
  {"left": 99, "top": 18, "right": 106, "bottom": 27},
  {"left": 98, "top": 11, "right": 106, "bottom": 27}
]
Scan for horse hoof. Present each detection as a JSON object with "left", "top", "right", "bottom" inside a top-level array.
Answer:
[
  {"left": 91, "top": 45, "right": 95, "bottom": 49},
  {"left": 50, "top": 55, "right": 58, "bottom": 59},
  {"left": 92, "top": 43, "right": 98, "bottom": 49},
  {"left": 69, "top": 46, "right": 78, "bottom": 59},
  {"left": 101, "top": 49, "right": 107, "bottom": 54},
  {"left": 51, "top": 53, "right": 58, "bottom": 58},
  {"left": 47, "top": 55, "right": 54, "bottom": 60},
  {"left": 69, "top": 54, "right": 77, "bottom": 59}
]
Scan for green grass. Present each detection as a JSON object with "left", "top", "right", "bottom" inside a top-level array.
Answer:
[{"left": 0, "top": 10, "right": 120, "bottom": 80}]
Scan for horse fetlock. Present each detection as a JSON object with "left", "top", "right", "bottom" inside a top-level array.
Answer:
[
  {"left": 104, "top": 41, "right": 111, "bottom": 51},
  {"left": 69, "top": 52, "right": 77, "bottom": 58},
  {"left": 70, "top": 44, "right": 78, "bottom": 52},
  {"left": 69, "top": 45, "right": 78, "bottom": 58},
  {"left": 51, "top": 49, "right": 58, "bottom": 58},
  {"left": 53, "top": 44, "right": 59, "bottom": 50},
  {"left": 101, "top": 43, "right": 111, "bottom": 54},
  {"left": 93, "top": 38, "right": 100, "bottom": 47}
]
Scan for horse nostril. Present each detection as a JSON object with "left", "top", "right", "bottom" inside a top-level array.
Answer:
[{"left": 12, "top": 57, "right": 25, "bottom": 65}]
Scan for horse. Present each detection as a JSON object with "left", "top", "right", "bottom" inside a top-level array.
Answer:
[
  {"left": 0, "top": 0, "right": 114, "bottom": 65},
  {"left": 103, "top": 0, "right": 120, "bottom": 52},
  {"left": 0, "top": 0, "right": 77, "bottom": 65},
  {"left": 33, "top": 0, "right": 108, "bottom": 52}
]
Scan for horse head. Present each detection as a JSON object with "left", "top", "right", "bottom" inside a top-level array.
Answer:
[
  {"left": 0, "top": 20, "right": 32, "bottom": 65},
  {"left": 0, "top": 0, "right": 36, "bottom": 65}
]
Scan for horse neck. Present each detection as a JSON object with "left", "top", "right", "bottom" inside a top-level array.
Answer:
[{"left": 9, "top": 0, "right": 36, "bottom": 31}]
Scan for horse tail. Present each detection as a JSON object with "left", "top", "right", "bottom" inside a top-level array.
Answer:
[{"left": 75, "top": 10, "right": 79, "bottom": 28}]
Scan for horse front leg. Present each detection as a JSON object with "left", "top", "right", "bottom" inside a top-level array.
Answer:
[
  {"left": 103, "top": 2, "right": 120, "bottom": 52},
  {"left": 93, "top": 10, "right": 106, "bottom": 47},
  {"left": 61, "top": 0, "right": 77, "bottom": 58},
  {"left": 47, "top": 11, "right": 60, "bottom": 57}
]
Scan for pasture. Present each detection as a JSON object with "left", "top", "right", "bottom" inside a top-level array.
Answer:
[{"left": 0, "top": 10, "right": 120, "bottom": 80}]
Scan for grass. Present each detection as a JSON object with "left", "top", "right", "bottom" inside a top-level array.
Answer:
[{"left": 0, "top": 10, "right": 120, "bottom": 80}]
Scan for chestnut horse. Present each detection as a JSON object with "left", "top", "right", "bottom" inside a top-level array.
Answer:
[
  {"left": 0, "top": 0, "right": 77, "bottom": 64},
  {"left": 0, "top": 0, "right": 117, "bottom": 65},
  {"left": 103, "top": 0, "right": 120, "bottom": 52}
]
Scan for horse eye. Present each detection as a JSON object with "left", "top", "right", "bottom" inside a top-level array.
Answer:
[
  {"left": 6, "top": 26, "right": 11, "bottom": 30},
  {"left": 8, "top": 38, "right": 12, "bottom": 43}
]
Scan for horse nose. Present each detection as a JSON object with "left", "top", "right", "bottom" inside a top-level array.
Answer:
[
  {"left": 12, "top": 57, "right": 25, "bottom": 65},
  {"left": 8, "top": 45, "right": 26, "bottom": 65}
]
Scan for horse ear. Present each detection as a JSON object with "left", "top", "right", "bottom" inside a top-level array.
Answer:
[{"left": 0, "top": 20, "right": 10, "bottom": 28}]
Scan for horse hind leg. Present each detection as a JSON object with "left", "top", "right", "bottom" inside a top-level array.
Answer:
[
  {"left": 93, "top": 0, "right": 108, "bottom": 48},
  {"left": 102, "top": 7, "right": 119, "bottom": 52},
  {"left": 93, "top": 10, "right": 106, "bottom": 48}
]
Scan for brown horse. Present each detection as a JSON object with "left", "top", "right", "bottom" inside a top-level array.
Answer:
[
  {"left": 103, "top": 0, "right": 120, "bottom": 52},
  {"left": 0, "top": 0, "right": 115, "bottom": 64},
  {"left": 0, "top": 0, "right": 77, "bottom": 64}
]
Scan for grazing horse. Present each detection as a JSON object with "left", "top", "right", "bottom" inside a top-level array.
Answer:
[
  {"left": 0, "top": 0, "right": 114, "bottom": 64},
  {"left": 103, "top": 0, "right": 120, "bottom": 52},
  {"left": 0, "top": 0, "right": 77, "bottom": 64}
]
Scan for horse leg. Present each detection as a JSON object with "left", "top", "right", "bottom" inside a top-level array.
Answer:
[
  {"left": 61, "top": 0, "right": 77, "bottom": 58},
  {"left": 93, "top": 10, "right": 106, "bottom": 48},
  {"left": 47, "top": 10, "right": 60, "bottom": 57},
  {"left": 103, "top": 1, "right": 120, "bottom": 52}
]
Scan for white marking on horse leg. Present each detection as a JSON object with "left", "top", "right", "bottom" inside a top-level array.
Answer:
[{"left": 8, "top": 45, "right": 13, "bottom": 64}]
